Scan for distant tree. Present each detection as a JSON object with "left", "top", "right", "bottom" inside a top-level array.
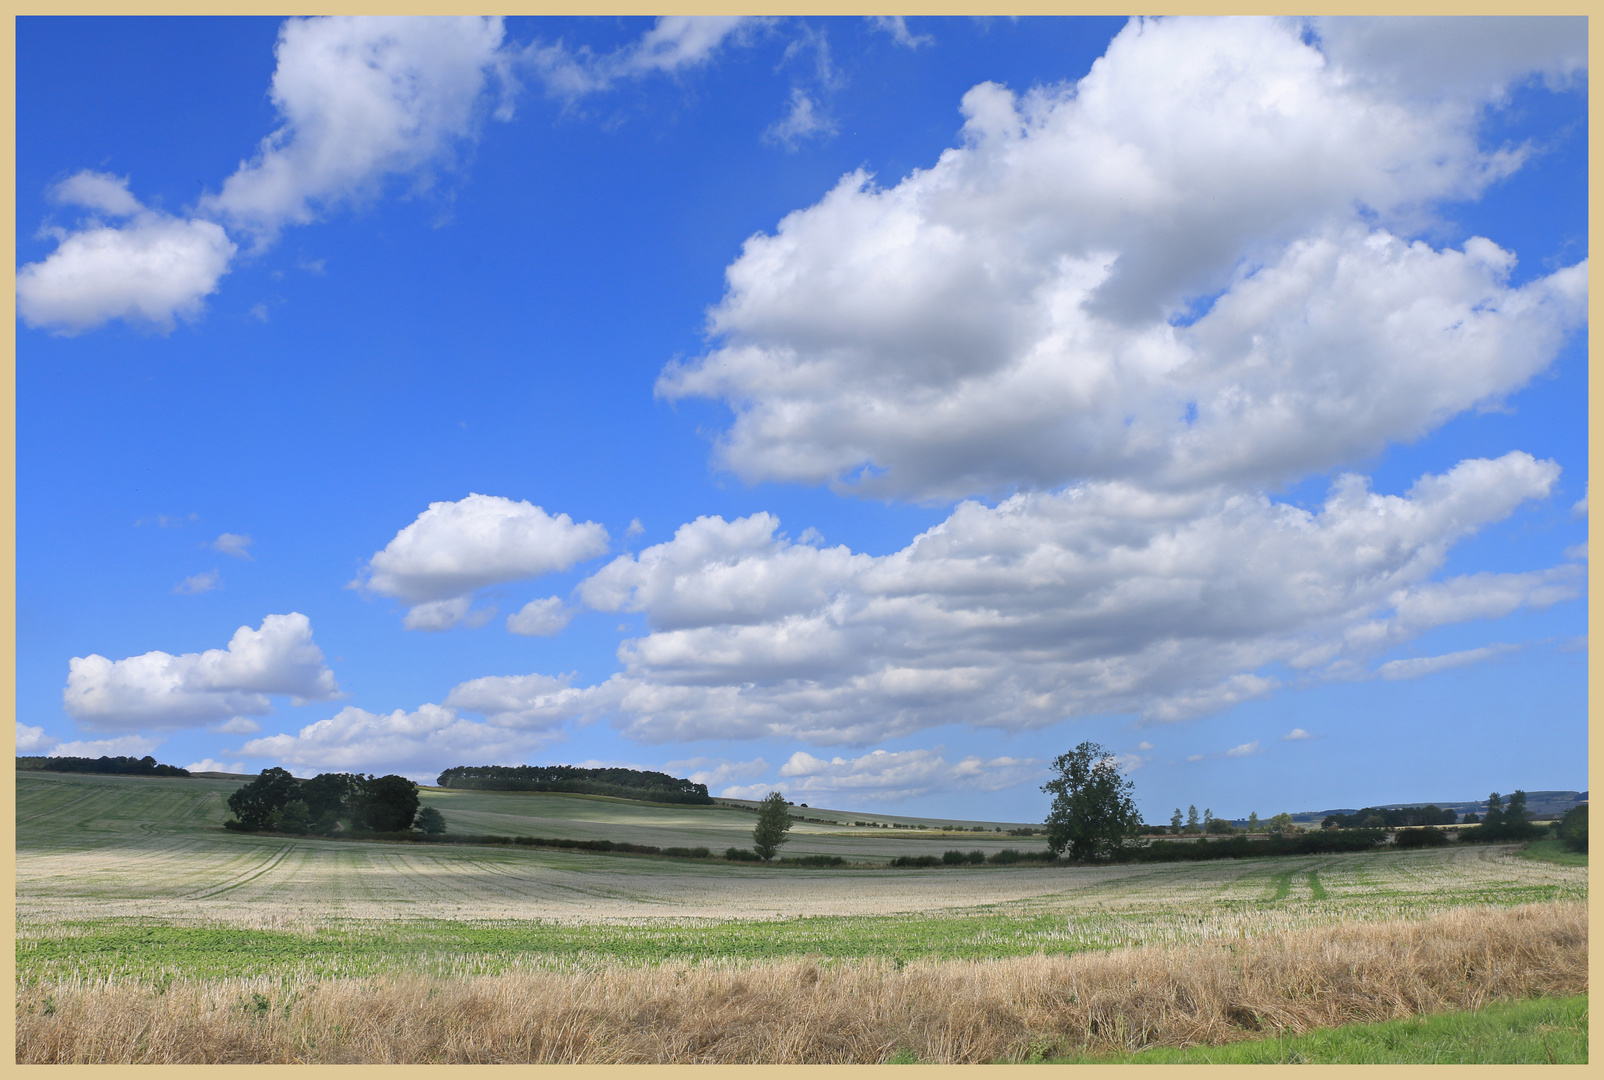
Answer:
[
  {"left": 1462, "top": 812, "right": 1480, "bottom": 824},
  {"left": 1482, "top": 793, "right": 1504, "bottom": 830},
  {"left": 1268, "top": 812, "right": 1295, "bottom": 835},
  {"left": 752, "top": 791, "right": 794, "bottom": 861},
  {"left": 352, "top": 774, "right": 421, "bottom": 832},
  {"left": 1041, "top": 741, "right": 1142, "bottom": 862},
  {"left": 1247, "top": 811, "right": 1261, "bottom": 832},
  {"left": 1205, "top": 817, "right": 1234, "bottom": 835},
  {"left": 1185, "top": 805, "right": 1201, "bottom": 834},
  {"left": 413, "top": 806, "right": 447, "bottom": 835},
  {"left": 225, "top": 767, "right": 298, "bottom": 831},
  {"left": 1169, "top": 808, "right": 1183, "bottom": 835},
  {"left": 273, "top": 799, "right": 316, "bottom": 834},
  {"left": 1558, "top": 804, "right": 1587, "bottom": 853}
]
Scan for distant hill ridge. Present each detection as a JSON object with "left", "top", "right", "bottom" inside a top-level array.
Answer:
[
  {"left": 1287, "top": 790, "right": 1585, "bottom": 823},
  {"left": 435, "top": 764, "right": 712, "bottom": 805}
]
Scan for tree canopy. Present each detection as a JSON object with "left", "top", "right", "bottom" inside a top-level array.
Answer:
[
  {"left": 751, "top": 791, "right": 794, "bottom": 861},
  {"left": 1041, "top": 741, "right": 1142, "bottom": 862}
]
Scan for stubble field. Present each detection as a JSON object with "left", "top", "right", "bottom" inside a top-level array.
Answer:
[{"left": 14, "top": 770, "right": 1589, "bottom": 1063}]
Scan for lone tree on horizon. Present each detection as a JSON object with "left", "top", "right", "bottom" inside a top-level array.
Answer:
[
  {"left": 752, "top": 791, "right": 794, "bottom": 861},
  {"left": 1042, "top": 741, "right": 1142, "bottom": 862}
]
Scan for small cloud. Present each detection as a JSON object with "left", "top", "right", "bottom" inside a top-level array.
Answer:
[
  {"left": 249, "top": 303, "right": 269, "bottom": 323},
  {"left": 50, "top": 735, "right": 161, "bottom": 758},
  {"left": 210, "top": 533, "right": 254, "bottom": 560},
  {"left": 299, "top": 258, "right": 326, "bottom": 275},
  {"left": 186, "top": 758, "right": 247, "bottom": 774},
  {"left": 1565, "top": 543, "right": 1586, "bottom": 561},
  {"left": 665, "top": 756, "right": 768, "bottom": 788},
  {"left": 1572, "top": 483, "right": 1587, "bottom": 518},
  {"left": 763, "top": 87, "right": 836, "bottom": 150},
  {"left": 507, "top": 597, "right": 573, "bottom": 637},
  {"left": 1224, "top": 740, "right": 1263, "bottom": 758},
  {"left": 1186, "top": 754, "right": 1204, "bottom": 763},
  {"left": 212, "top": 717, "right": 261, "bottom": 735},
  {"left": 625, "top": 518, "right": 645, "bottom": 538},
  {"left": 16, "top": 721, "right": 56, "bottom": 753},
  {"left": 173, "top": 569, "right": 220, "bottom": 595},
  {"left": 1281, "top": 728, "right": 1314, "bottom": 741},
  {"left": 868, "top": 16, "right": 932, "bottom": 49},
  {"left": 798, "top": 526, "right": 823, "bottom": 545},
  {"left": 1376, "top": 644, "right": 1517, "bottom": 681},
  {"left": 1136, "top": 740, "right": 1155, "bottom": 751}
]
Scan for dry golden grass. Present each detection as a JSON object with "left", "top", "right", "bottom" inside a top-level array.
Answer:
[{"left": 17, "top": 900, "right": 1585, "bottom": 1064}]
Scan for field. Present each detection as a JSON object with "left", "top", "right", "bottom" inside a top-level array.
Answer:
[{"left": 15, "top": 769, "right": 1590, "bottom": 1063}]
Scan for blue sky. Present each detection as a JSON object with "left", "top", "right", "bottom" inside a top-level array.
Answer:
[{"left": 15, "top": 16, "right": 1588, "bottom": 823}]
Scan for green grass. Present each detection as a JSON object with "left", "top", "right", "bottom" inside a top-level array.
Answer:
[
  {"left": 1041, "top": 995, "right": 1588, "bottom": 1064},
  {"left": 1520, "top": 839, "right": 1588, "bottom": 867}
]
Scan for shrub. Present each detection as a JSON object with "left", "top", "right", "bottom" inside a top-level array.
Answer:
[
  {"left": 1558, "top": 804, "right": 1587, "bottom": 853},
  {"left": 941, "top": 850, "right": 968, "bottom": 865},
  {"left": 1393, "top": 827, "right": 1448, "bottom": 848},
  {"left": 889, "top": 855, "right": 941, "bottom": 868},
  {"left": 782, "top": 855, "right": 846, "bottom": 868},
  {"left": 725, "top": 847, "right": 761, "bottom": 861}
]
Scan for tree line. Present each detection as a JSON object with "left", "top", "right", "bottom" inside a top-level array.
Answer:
[
  {"left": 17, "top": 754, "right": 190, "bottom": 777},
  {"left": 224, "top": 768, "right": 445, "bottom": 836},
  {"left": 434, "top": 764, "right": 712, "bottom": 804}
]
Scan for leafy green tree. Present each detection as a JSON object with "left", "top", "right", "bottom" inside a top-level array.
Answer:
[
  {"left": 1482, "top": 793, "right": 1504, "bottom": 830},
  {"left": 413, "top": 806, "right": 447, "bottom": 835},
  {"left": 352, "top": 774, "right": 421, "bottom": 832},
  {"left": 1268, "top": 812, "right": 1295, "bottom": 834},
  {"left": 1169, "top": 808, "right": 1183, "bottom": 835},
  {"left": 1247, "top": 811, "right": 1260, "bottom": 832},
  {"left": 1041, "top": 741, "right": 1142, "bottom": 862},
  {"left": 752, "top": 791, "right": 794, "bottom": 861},
  {"left": 1558, "top": 804, "right": 1587, "bottom": 853},
  {"left": 273, "top": 799, "right": 316, "bottom": 834},
  {"left": 225, "top": 767, "right": 298, "bottom": 831},
  {"left": 1185, "top": 805, "right": 1201, "bottom": 834}
]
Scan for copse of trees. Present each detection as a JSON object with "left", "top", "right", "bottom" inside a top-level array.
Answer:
[
  {"left": 1459, "top": 791, "right": 1541, "bottom": 844},
  {"left": 19, "top": 754, "right": 190, "bottom": 777},
  {"left": 224, "top": 769, "right": 438, "bottom": 836},
  {"left": 434, "top": 764, "right": 711, "bottom": 804},
  {"left": 1321, "top": 804, "right": 1458, "bottom": 830}
]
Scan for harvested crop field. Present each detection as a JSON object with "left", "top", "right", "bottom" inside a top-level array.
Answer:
[
  {"left": 15, "top": 769, "right": 1589, "bottom": 1063},
  {"left": 18, "top": 902, "right": 1587, "bottom": 1064}
]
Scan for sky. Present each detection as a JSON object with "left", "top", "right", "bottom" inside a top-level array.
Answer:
[{"left": 14, "top": 15, "right": 1589, "bottom": 823}]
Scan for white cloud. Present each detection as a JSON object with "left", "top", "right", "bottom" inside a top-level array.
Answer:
[
  {"left": 763, "top": 88, "right": 836, "bottom": 149},
  {"left": 186, "top": 758, "right": 247, "bottom": 774},
  {"left": 560, "top": 452, "right": 1568, "bottom": 745},
  {"left": 173, "top": 569, "right": 220, "bottom": 595},
  {"left": 525, "top": 16, "right": 761, "bottom": 99},
  {"left": 506, "top": 597, "right": 573, "bottom": 637},
  {"left": 625, "top": 518, "right": 645, "bottom": 538},
  {"left": 663, "top": 756, "right": 768, "bottom": 789},
  {"left": 443, "top": 671, "right": 602, "bottom": 730},
  {"left": 50, "top": 735, "right": 161, "bottom": 758},
  {"left": 355, "top": 493, "right": 608, "bottom": 630},
  {"left": 658, "top": 16, "right": 1587, "bottom": 502},
  {"left": 212, "top": 717, "right": 261, "bottom": 735},
  {"left": 772, "top": 747, "right": 1042, "bottom": 802},
  {"left": 1281, "top": 728, "right": 1314, "bottom": 741},
  {"left": 16, "top": 722, "right": 55, "bottom": 753},
  {"left": 211, "top": 533, "right": 254, "bottom": 559},
  {"left": 1312, "top": 16, "right": 1587, "bottom": 100},
  {"left": 201, "top": 16, "right": 512, "bottom": 241},
  {"left": 868, "top": 17, "right": 932, "bottom": 50},
  {"left": 1572, "top": 483, "right": 1587, "bottom": 518},
  {"left": 52, "top": 170, "right": 143, "bottom": 217},
  {"left": 1135, "top": 740, "right": 1155, "bottom": 751},
  {"left": 17, "top": 203, "right": 236, "bottom": 335},
  {"left": 1376, "top": 644, "right": 1518, "bottom": 681},
  {"left": 1224, "top": 740, "right": 1262, "bottom": 758},
  {"left": 63, "top": 612, "right": 341, "bottom": 731},
  {"left": 241, "top": 702, "right": 557, "bottom": 781}
]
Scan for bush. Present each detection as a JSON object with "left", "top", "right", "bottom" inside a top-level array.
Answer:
[
  {"left": 1393, "top": 827, "right": 1448, "bottom": 848},
  {"left": 781, "top": 854, "right": 846, "bottom": 868},
  {"left": 661, "top": 846, "right": 711, "bottom": 859},
  {"left": 889, "top": 855, "right": 941, "bottom": 868},
  {"left": 1558, "top": 804, "right": 1587, "bottom": 853},
  {"left": 725, "top": 847, "right": 761, "bottom": 861},
  {"left": 941, "top": 849, "right": 968, "bottom": 865},
  {"left": 413, "top": 807, "right": 447, "bottom": 835},
  {"left": 966, "top": 849, "right": 986, "bottom": 864}
]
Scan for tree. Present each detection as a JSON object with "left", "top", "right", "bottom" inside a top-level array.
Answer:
[
  {"left": 413, "top": 806, "right": 447, "bottom": 835},
  {"left": 226, "top": 767, "right": 298, "bottom": 831},
  {"left": 1558, "top": 804, "right": 1587, "bottom": 853},
  {"left": 1247, "top": 811, "right": 1260, "bottom": 832},
  {"left": 1268, "top": 812, "right": 1295, "bottom": 835},
  {"left": 752, "top": 791, "right": 793, "bottom": 861},
  {"left": 1185, "top": 805, "right": 1201, "bottom": 834},
  {"left": 1041, "top": 741, "right": 1142, "bottom": 862},
  {"left": 1169, "top": 808, "right": 1183, "bottom": 835},
  {"left": 352, "top": 774, "right": 421, "bottom": 832}
]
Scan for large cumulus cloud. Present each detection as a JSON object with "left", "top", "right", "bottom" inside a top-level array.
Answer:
[{"left": 658, "top": 16, "right": 1587, "bottom": 501}]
